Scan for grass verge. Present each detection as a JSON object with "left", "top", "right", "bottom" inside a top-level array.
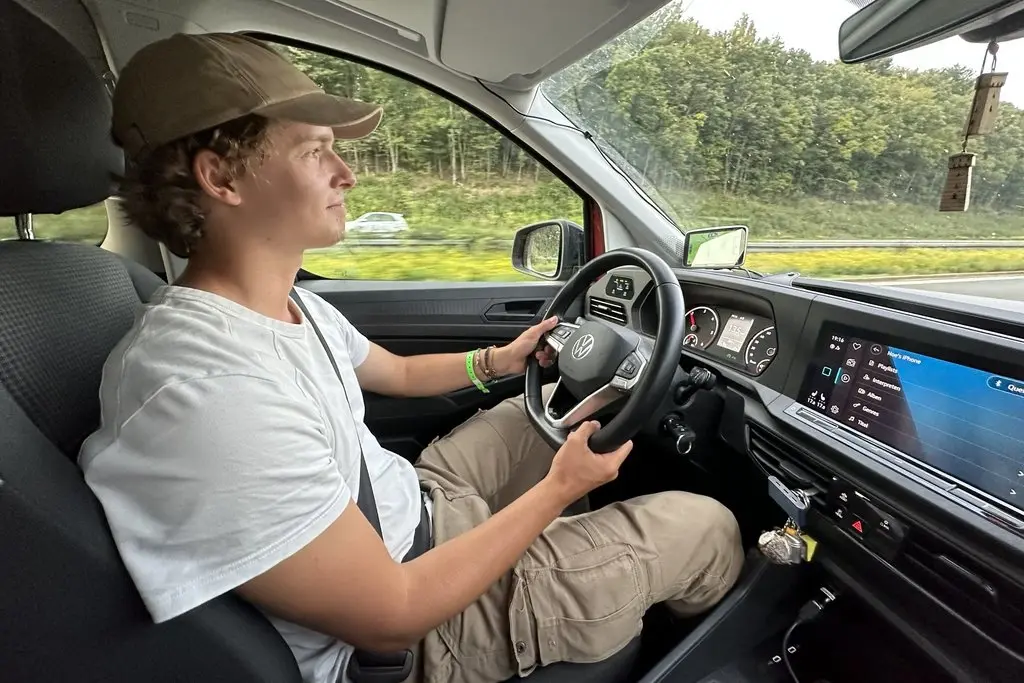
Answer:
[{"left": 303, "top": 246, "right": 1024, "bottom": 281}]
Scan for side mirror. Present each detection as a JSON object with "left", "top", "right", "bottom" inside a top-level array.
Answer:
[
  {"left": 511, "top": 219, "right": 585, "bottom": 280},
  {"left": 682, "top": 225, "right": 748, "bottom": 269}
]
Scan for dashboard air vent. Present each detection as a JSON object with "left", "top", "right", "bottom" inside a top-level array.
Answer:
[
  {"left": 589, "top": 297, "right": 628, "bottom": 325},
  {"left": 747, "top": 423, "right": 830, "bottom": 494}
]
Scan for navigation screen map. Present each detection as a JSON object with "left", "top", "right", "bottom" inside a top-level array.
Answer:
[{"left": 799, "top": 327, "right": 1024, "bottom": 511}]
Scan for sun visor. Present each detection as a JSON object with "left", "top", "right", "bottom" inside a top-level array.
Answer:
[{"left": 439, "top": 0, "right": 670, "bottom": 88}]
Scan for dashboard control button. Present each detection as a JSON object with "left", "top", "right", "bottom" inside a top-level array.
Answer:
[
  {"left": 875, "top": 513, "right": 906, "bottom": 542},
  {"left": 827, "top": 479, "right": 853, "bottom": 508}
]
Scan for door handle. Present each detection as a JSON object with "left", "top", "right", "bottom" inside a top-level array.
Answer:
[{"left": 484, "top": 300, "right": 544, "bottom": 322}]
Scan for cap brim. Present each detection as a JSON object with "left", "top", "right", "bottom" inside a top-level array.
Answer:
[{"left": 255, "top": 92, "right": 383, "bottom": 140}]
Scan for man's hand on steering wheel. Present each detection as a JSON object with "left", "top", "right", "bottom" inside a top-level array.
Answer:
[
  {"left": 524, "top": 248, "right": 686, "bottom": 455},
  {"left": 545, "top": 420, "right": 633, "bottom": 503},
  {"left": 494, "top": 316, "right": 560, "bottom": 375}
]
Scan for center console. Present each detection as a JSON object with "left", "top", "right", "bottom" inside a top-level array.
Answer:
[{"left": 786, "top": 322, "right": 1024, "bottom": 536}]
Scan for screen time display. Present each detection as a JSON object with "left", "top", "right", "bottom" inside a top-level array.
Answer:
[
  {"left": 716, "top": 314, "right": 755, "bottom": 352},
  {"left": 799, "top": 327, "right": 1024, "bottom": 510}
]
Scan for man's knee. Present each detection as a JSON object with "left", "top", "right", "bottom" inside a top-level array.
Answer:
[
  {"left": 642, "top": 491, "right": 745, "bottom": 610},
  {"left": 690, "top": 494, "right": 744, "bottom": 589}
]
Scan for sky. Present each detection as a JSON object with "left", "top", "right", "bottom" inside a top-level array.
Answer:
[{"left": 680, "top": 0, "right": 1024, "bottom": 105}]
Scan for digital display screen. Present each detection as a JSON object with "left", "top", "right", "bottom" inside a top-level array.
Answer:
[
  {"left": 716, "top": 314, "right": 755, "bottom": 352},
  {"left": 605, "top": 276, "right": 634, "bottom": 300},
  {"left": 799, "top": 326, "right": 1024, "bottom": 510}
]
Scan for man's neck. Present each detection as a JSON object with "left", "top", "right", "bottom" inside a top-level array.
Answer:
[{"left": 174, "top": 242, "right": 304, "bottom": 324}]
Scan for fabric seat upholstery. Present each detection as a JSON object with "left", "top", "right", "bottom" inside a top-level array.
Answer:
[
  {"left": 0, "top": 3, "right": 303, "bottom": 681},
  {"left": 0, "top": 3, "right": 640, "bottom": 682}
]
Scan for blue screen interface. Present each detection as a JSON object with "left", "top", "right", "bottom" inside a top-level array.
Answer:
[{"left": 799, "top": 328, "right": 1024, "bottom": 510}]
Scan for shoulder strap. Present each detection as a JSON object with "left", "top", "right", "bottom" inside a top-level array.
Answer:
[{"left": 289, "top": 289, "right": 384, "bottom": 538}]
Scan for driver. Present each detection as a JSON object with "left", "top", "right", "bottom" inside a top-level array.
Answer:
[{"left": 79, "top": 32, "right": 744, "bottom": 683}]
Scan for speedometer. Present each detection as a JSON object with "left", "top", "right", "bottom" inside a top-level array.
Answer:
[
  {"left": 683, "top": 306, "right": 719, "bottom": 349},
  {"left": 744, "top": 326, "right": 777, "bottom": 374}
]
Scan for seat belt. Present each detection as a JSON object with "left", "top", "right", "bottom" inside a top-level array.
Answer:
[{"left": 289, "top": 289, "right": 430, "bottom": 683}]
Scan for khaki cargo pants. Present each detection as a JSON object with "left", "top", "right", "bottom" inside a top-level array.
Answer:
[{"left": 412, "top": 389, "right": 745, "bottom": 683}]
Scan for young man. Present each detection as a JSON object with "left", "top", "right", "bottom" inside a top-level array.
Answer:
[{"left": 79, "top": 32, "right": 744, "bottom": 683}]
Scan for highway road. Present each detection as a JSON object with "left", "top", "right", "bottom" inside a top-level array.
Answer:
[{"left": 870, "top": 273, "right": 1024, "bottom": 304}]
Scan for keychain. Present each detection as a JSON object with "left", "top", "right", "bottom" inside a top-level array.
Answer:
[{"left": 758, "top": 477, "right": 819, "bottom": 565}]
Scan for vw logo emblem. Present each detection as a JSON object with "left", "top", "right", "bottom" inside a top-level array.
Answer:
[{"left": 572, "top": 334, "right": 595, "bottom": 360}]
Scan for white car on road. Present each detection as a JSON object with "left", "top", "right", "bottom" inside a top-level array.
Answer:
[{"left": 345, "top": 212, "right": 408, "bottom": 235}]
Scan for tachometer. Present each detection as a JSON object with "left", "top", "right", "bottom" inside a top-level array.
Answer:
[
  {"left": 683, "top": 306, "right": 719, "bottom": 349},
  {"left": 744, "top": 326, "right": 777, "bottom": 374}
]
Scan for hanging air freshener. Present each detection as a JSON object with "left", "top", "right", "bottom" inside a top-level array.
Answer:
[
  {"left": 939, "top": 153, "right": 976, "bottom": 212},
  {"left": 940, "top": 41, "right": 1007, "bottom": 212}
]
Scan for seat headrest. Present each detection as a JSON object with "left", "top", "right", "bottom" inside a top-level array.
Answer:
[{"left": 0, "top": 1, "right": 123, "bottom": 217}]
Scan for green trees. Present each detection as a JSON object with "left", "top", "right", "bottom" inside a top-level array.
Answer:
[{"left": 279, "top": 12, "right": 1024, "bottom": 221}]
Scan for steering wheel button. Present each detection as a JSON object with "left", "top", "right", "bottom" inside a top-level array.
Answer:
[{"left": 617, "top": 353, "right": 641, "bottom": 379}]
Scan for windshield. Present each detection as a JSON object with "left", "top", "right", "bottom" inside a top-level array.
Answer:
[{"left": 540, "top": 0, "right": 1024, "bottom": 302}]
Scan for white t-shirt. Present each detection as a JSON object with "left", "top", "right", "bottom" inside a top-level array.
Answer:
[{"left": 79, "top": 285, "right": 428, "bottom": 683}]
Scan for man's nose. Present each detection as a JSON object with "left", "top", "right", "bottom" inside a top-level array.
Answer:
[{"left": 331, "top": 151, "right": 357, "bottom": 189}]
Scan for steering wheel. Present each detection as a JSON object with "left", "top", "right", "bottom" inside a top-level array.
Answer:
[{"left": 525, "top": 247, "right": 685, "bottom": 454}]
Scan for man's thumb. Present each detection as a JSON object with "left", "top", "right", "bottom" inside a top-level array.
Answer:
[
  {"left": 536, "top": 315, "right": 559, "bottom": 332},
  {"left": 611, "top": 440, "right": 634, "bottom": 466}
]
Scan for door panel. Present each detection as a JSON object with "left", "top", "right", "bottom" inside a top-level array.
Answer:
[{"left": 300, "top": 279, "right": 578, "bottom": 459}]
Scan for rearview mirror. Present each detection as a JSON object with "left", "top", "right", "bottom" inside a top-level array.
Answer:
[
  {"left": 838, "top": 0, "right": 1024, "bottom": 64},
  {"left": 511, "top": 219, "right": 585, "bottom": 280},
  {"left": 682, "top": 226, "right": 748, "bottom": 269}
]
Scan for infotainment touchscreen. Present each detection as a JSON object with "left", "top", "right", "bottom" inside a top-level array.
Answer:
[{"left": 798, "top": 326, "right": 1024, "bottom": 510}]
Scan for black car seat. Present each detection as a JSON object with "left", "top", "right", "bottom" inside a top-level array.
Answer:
[{"left": 0, "top": 2, "right": 639, "bottom": 682}]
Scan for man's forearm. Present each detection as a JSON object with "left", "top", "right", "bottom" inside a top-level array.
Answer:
[
  {"left": 400, "top": 348, "right": 510, "bottom": 397},
  {"left": 388, "top": 477, "right": 571, "bottom": 648}
]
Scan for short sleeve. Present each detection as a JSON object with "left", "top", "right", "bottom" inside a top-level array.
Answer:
[
  {"left": 83, "top": 373, "right": 351, "bottom": 623},
  {"left": 297, "top": 288, "right": 371, "bottom": 367}
]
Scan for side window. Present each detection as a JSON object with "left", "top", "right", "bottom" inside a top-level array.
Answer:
[
  {"left": 273, "top": 44, "right": 586, "bottom": 282},
  {"left": 0, "top": 202, "right": 109, "bottom": 244}
]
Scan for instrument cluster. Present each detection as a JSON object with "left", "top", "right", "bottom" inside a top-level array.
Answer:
[
  {"left": 586, "top": 269, "right": 780, "bottom": 377},
  {"left": 678, "top": 304, "right": 777, "bottom": 375}
]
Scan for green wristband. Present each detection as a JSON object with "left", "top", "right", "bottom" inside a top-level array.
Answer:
[{"left": 466, "top": 351, "right": 490, "bottom": 393}]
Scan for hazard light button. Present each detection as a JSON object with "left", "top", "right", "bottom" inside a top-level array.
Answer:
[{"left": 850, "top": 517, "right": 865, "bottom": 535}]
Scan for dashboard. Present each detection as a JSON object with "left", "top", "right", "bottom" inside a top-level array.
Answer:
[
  {"left": 592, "top": 268, "right": 779, "bottom": 376},
  {"left": 583, "top": 265, "right": 1024, "bottom": 681}
]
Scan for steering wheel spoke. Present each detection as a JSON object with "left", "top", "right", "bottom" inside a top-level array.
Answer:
[
  {"left": 543, "top": 321, "right": 580, "bottom": 354},
  {"left": 608, "top": 341, "right": 650, "bottom": 391},
  {"left": 543, "top": 378, "right": 626, "bottom": 429}
]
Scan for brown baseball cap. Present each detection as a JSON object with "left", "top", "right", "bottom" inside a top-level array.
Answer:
[{"left": 112, "top": 32, "right": 383, "bottom": 160}]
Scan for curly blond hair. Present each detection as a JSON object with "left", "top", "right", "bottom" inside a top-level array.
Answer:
[{"left": 114, "top": 114, "right": 273, "bottom": 258}]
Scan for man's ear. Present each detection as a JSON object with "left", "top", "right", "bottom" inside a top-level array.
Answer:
[{"left": 193, "top": 150, "right": 243, "bottom": 207}]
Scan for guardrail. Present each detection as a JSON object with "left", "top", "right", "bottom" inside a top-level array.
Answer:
[
  {"left": 317, "top": 238, "right": 1024, "bottom": 252},
  {"left": 746, "top": 239, "right": 1024, "bottom": 251}
]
